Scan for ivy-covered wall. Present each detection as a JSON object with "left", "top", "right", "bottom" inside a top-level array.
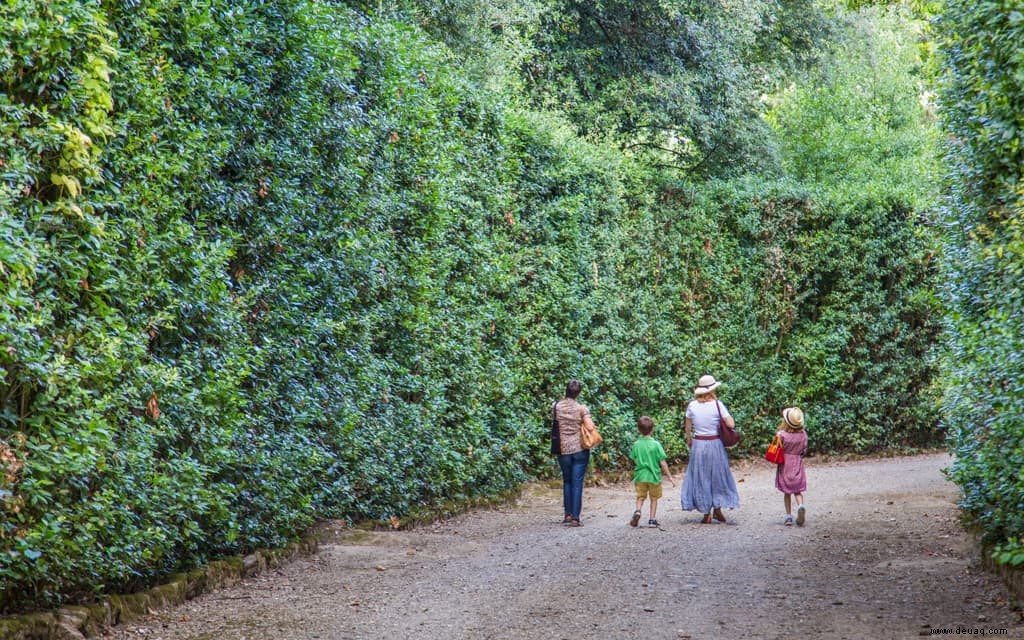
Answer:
[{"left": 1, "top": 0, "right": 942, "bottom": 612}]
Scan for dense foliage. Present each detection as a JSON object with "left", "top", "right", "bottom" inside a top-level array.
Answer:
[
  {"left": 522, "top": 0, "right": 834, "bottom": 176},
  {"left": 936, "top": 2, "right": 1024, "bottom": 567},
  {"left": 1, "top": 0, "right": 942, "bottom": 611}
]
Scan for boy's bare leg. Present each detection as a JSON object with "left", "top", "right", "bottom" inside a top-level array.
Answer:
[
  {"left": 650, "top": 497, "right": 659, "bottom": 520},
  {"left": 630, "top": 495, "right": 645, "bottom": 527}
]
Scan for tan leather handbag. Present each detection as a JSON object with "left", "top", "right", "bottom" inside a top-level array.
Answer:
[{"left": 580, "top": 410, "right": 603, "bottom": 449}]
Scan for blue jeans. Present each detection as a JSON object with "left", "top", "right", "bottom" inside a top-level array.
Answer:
[{"left": 558, "top": 449, "right": 591, "bottom": 520}]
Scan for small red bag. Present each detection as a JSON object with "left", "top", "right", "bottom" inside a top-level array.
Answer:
[{"left": 765, "top": 435, "right": 785, "bottom": 465}]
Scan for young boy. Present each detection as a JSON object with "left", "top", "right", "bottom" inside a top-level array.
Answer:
[{"left": 629, "top": 416, "right": 675, "bottom": 528}]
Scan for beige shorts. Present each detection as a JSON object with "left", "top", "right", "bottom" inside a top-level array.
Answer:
[{"left": 635, "top": 481, "right": 663, "bottom": 500}]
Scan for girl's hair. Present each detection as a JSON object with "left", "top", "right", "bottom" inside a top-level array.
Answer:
[
  {"left": 780, "top": 420, "right": 798, "bottom": 433},
  {"left": 637, "top": 416, "right": 655, "bottom": 435},
  {"left": 565, "top": 379, "right": 582, "bottom": 399}
]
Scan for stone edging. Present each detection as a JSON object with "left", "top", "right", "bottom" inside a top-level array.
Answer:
[
  {"left": 981, "top": 545, "right": 1024, "bottom": 605},
  {"left": 0, "top": 537, "right": 318, "bottom": 640}
]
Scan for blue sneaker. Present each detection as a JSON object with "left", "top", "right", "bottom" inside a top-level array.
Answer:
[{"left": 784, "top": 514, "right": 794, "bottom": 526}]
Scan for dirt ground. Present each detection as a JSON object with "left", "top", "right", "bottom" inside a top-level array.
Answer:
[{"left": 100, "top": 452, "right": 1024, "bottom": 639}]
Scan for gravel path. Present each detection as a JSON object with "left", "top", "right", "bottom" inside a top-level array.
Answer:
[{"left": 101, "top": 453, "right": 1023, "bottom": 639}]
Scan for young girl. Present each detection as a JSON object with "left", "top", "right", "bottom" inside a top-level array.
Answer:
[{"left": 776, "top": 407, "right": 808, "bottom": 526}]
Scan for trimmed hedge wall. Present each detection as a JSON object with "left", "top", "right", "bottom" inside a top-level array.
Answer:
[
  {"left": 1, "top": 0, "right": 942, "bottom": 611},
  {"left": 937, "top": 2, "right": 1024, "bottom": 568}
]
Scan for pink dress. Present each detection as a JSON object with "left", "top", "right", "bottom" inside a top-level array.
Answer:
[{"left": 774, "top": 430, "right": 807, "bottom": 494}]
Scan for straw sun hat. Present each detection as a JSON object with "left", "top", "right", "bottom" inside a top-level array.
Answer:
[
  {"left": 693, "top": 374, "right": 721, "bottom": 396},
  {"left": 782, "top": 407, "right": 805, "bottom": 430}
]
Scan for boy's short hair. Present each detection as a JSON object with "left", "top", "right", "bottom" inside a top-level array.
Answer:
[{"left": 637, "top": 415, "right": 654, "bottom": 435}]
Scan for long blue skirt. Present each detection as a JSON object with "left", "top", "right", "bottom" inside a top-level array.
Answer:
[{"left": 680, "top": 438, "right": 740, "bottom": 513}]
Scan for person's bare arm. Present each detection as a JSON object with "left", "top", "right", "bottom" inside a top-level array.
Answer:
[{"left": 660, "top": 460, "right": 675, "bottom": 486}]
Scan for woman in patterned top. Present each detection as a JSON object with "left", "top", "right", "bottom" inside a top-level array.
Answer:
[{"left": 552, "top": 379, "right": 593, "bottom": 527}]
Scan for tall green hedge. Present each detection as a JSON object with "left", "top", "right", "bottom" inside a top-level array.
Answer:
[
  {"left": 936, "top": 2, "right": 1024, "bottom": 567},
  {"left": 1, "top": 0, "right": 943, "bottom": 611},
  {"left": 0, "top": 0, "right": 644, "bottom": 610}
]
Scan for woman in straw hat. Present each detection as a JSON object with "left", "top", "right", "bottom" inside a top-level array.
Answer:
[
  {"left": 680, "top": 374, "right": 740, "bottom": 523},
  {"left": 775, "top": 406, "right": 808, "bottom": 526}
]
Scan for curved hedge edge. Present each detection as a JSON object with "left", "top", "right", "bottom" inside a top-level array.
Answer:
[
  {"left": 0, "top": 484, "right": 523, "bottom": 638},
  {"left": 0, "top": 537, "right": 319, "bottom": 640},
  {"left": 356, "top": 486, "right": 526, "bottom": 531},
  {"left": 981, "top": 542, "right": 1024, "bottom": 606}
]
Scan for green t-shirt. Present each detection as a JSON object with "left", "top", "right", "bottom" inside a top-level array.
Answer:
[{"left": 630, "top": 436, "right": 667, "bottom": 484}]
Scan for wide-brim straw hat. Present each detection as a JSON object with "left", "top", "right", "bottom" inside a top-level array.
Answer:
[
  {"left": 782, "top": 407, "right": 805, "bottom": 430},
  {"left": 693, "top": 374, "right": 721, "bottom": 396}
]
